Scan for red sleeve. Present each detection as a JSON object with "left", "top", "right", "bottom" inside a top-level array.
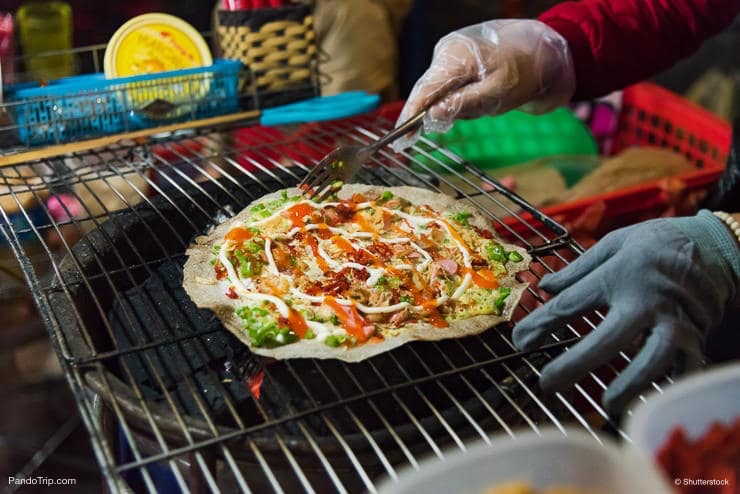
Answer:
[{"left": 539, "top": 0, "right": 740, "bottom": 100}]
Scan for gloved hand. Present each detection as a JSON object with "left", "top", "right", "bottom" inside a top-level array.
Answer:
[
  {"left": 392, "top": 19, "right": 575, "bottom": 152},
  {"left": 513, "top": 210, "right": 740, "bottom": 414}
]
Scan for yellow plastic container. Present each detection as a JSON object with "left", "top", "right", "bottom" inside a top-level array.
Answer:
[{"left": 104, "top": 13, "right": 212, "bottom": 78}]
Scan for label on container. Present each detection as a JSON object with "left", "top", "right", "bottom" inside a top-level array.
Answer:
[{"left": 104, "top": 13, "right": 212, "bottom": 78}]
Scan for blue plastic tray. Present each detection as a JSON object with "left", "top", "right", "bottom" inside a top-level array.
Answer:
[{"left": 7, "top": 59, "right": 242, "bottom": 146}]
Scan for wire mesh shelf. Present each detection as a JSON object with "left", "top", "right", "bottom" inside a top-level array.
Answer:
[
  {"left": 0, "top": 111, "right": 660, "bottom": 493},
  {"left": 0, "top": 38, "right": 321, "bottom": 153}
]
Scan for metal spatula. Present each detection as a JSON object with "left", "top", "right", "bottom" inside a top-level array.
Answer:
[{"left": 300, "top": 110, "right": 426, "bottom": 202}]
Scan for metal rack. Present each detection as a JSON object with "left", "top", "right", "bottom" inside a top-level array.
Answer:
[
  {"left": 0, "top": 112, "right": 661, "bottom": 493},
  {"left": 0, "top": 39, "right": 321, "bottom": 154}
]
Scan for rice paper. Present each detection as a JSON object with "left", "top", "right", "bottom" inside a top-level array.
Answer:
[{"left": 183, "top": 184, "right": 530, "bottom": 362}]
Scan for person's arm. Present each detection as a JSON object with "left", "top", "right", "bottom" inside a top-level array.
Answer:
[
  {"left": 392, "top": 0, "right": 740, "bottom": 150},
  {"left": 539, "top": 0, "right": 740, "bottom": 100}
]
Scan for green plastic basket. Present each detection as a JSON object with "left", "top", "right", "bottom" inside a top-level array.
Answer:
[{"left": 412, "top": 107, "right": 598, "bottom": 173}]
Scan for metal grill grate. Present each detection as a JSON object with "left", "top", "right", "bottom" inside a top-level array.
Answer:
[{"left": 0, "top": 111, "right": 660, "bottom": 493}]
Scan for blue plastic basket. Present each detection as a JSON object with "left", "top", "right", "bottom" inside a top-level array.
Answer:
[{"left": 7, "top": 59, "right": 242, "bottom": 146}]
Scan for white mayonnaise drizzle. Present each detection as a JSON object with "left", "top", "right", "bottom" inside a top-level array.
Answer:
[
  {"left": 384, "top": 207, "right": 472, "bottom": 269},
  {"left": 219, "top": 243, "right": 245, "bottom": 290},
  {"left": 219, "top": 242, "right": 290, "bottom": 317},
  {"left": 409, "top": 240, "right": 433, "bottom": 272},
  {"left": 339, "top": 262, "right": 386, "bottom": 287},
  {"left": 221, "top": 195, "right": 482, "bottom": 318},
  {"left": 264, "top": 237, "right": 279, "bottom": 276},
  {"left": 451, "top": 273, "right": 472, "bottom": 300}
]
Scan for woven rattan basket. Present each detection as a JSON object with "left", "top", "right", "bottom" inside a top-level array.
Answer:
[{"left": 216, "top": 4, "right": 318, "bottom": 93}]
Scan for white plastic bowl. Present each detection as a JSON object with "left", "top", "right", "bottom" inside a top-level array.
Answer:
[
  {"left": 377, "top": 429, "right": 672, "bottom": 494},
  {"left": 624, "top": 362, "right": 740, "bottom": 460}
]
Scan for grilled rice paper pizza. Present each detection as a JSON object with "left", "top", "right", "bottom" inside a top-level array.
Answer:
[{"left": 184, "top": 184, "right": 530, "bottom": 362}]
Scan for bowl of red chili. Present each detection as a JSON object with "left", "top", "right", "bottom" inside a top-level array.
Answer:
[{"left": 624, "top": 362, "right": 740, "bottom": 493}]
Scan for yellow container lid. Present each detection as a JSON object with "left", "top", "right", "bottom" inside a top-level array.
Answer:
[{"left": 104, "top": 13, "right": 212, "bottom": 78}]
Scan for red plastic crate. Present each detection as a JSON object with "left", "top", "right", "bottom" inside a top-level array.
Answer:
[{"left": 538, "top": 82, "right": 731, "bottom": 228}]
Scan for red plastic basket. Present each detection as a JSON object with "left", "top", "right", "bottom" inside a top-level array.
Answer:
[{"left": 538, "top": 82, "right": 732, "bottom": 230}]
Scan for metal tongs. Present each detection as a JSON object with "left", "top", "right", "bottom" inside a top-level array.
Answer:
[{"left": 300, "top": 110, "right": 426, "bottom": 202}]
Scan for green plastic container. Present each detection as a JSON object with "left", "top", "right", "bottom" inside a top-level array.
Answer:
[{"left": 412, "top": 107, "right": 598, "bottom": 174}]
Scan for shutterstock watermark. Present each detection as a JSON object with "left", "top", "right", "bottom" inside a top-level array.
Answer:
[
  {"left": 8, "top": 476, "right": 77, "bottom": 487},
  {"left": 674, "top": 478, "right": 730, "bottom": 487}
]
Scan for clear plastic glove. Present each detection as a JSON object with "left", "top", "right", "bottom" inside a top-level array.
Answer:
[
  {"left": 392, "top": 19, "right": 575, "bottom": 152},
  {"left": 513, "top": 211, "right": 740, "bottom": 414}
]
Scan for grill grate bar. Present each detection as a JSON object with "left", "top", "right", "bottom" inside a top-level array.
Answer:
[
  {"left": 30, "top": 286, "right": 129, "bottom": 491},
  {"left": 296, "top": 421, "right": 350, "bottom": 494},
  {"left": 248, "top": 441, "right": 285, "bottom": 494},
  {"left": 453, "top": 339, "right": 544, "bottom": 433},
  {"left": 0, "top": 169, "right": 193, "bottom": 494},
  {"left": 278, "top": 361, "right": 388, "bottom": 491},
  {"left": 214, "top": 145, "right": 300, "bottom": 190},
  {"left": 305, "top": 363, "right": 399, "bottom": 481},
  {"left": 101, "top": 319, "right": 581, "bottom": 470},
  {"left": 382, "top": 353, "right": 466, "bottom": 452},
  {"left": 46, "top": 159, "right": 264, "bottom": 491},
  {"left": 345, "top": 409, "right": 399, "bottom": 482},
  {"left": 454, "top": 319, "right": 565, "bottom": 434},
  {"left": 317, "top": 363, "right": 422, "bottom": 470},
  {"left": 403, "top": 348, "right": 495, "bottom": 444},
  {"left": 227, "top": 131, "right": 309, "bottom": 179},
  {"left": 427, "top": 339, "right": 520, "bottom": 438},
  {"left": 96, "top": 368, "right": 169, "bottom": 494},
  {"left": 494, "top": 328, "right": 611, "bottom": 432},
  {"left": 0, "top": 109, "right": 646, "bottom": 491},
  {"left": 246, "top": 397, "right": 346, "bottom": 492},
  {"left": 99, "top": 163, "right": 195, "bottom": 250},
  {"left": 273, "top": 434, "right": 317, "bottom": 494},
  {"left": 220, "top": 446, "right": 254, "bottom": 494},
  {"left": 66, "top": 326, "right": 224, "bottom": 365},
  {"left": 152, "top": 152, "right": 245, "bottom": 213},
  {"left": 329, "top": 417, "right": 379, "bottom": 493},
  {"left": 166, "top": 139, "right": 258, "bottom": 198},
  {"left": 503, "top": 360, "right": 567, "bottom": 434},
  {"left": 350, "top": 358, "right": 449, "bottom": 460}
]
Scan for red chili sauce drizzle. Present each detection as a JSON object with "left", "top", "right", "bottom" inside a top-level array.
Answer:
[{"left": 324, "top": 296, "right": 375, "bottom": 343}]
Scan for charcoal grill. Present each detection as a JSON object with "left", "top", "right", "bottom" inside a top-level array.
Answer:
[{"left": 0, "top": 110, "right": 664, "bottom": 493}]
